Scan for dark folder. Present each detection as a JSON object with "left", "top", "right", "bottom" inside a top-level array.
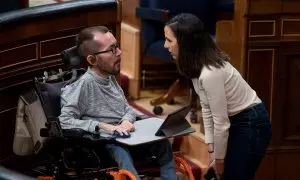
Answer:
[{"left": 155, "top": 105, "right": 194, "bottom": 137}]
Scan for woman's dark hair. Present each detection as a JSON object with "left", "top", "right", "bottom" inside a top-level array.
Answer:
[{"left": 166, "top": 13, "right": 229, "bottom": 78}]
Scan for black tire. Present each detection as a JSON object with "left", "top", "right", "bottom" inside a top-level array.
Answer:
[{"left": 153, "top": 106, "right": 163, "bottom": 115}]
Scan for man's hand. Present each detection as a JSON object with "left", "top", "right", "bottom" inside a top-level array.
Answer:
[
  {"left": 98, "top": 122, "right": 128, "bottom": 135},
  {"left": 119, "top": 120, "right": 135, "bottom": 132},
  {"left": 113, "top": 125, "right": 129, "bottom": 136}
]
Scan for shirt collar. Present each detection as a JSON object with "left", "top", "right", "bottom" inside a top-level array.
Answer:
[{"left": 87, "top": 67, "right": 110, "bottom": 85}]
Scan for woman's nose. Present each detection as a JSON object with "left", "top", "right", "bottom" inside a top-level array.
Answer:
[{"left": 164, "top": 40, "right": 168, "bottom": 48}]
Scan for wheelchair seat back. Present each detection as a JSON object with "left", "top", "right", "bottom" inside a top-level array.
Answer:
[{"left": 34, "top": 68, "right": 86, "bottom": 119}]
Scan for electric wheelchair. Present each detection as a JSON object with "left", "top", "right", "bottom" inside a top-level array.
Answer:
[{"left": 20, "top": 46, "right": 199, "bottom": 180}]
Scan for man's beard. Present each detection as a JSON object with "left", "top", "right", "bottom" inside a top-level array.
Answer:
[
  {"left": 111, "top": 60, "right": 121, "bottom": 75},
  {"left": 110, "top": 68, "right": 120, "bottom": 75},
  {"left": 104, "top": 61, "right": 120, "bottom": 75}
]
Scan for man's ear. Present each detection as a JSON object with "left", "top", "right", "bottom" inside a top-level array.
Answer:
[{"left": 87, "top": 55, "right": 96, "bottom": 66}]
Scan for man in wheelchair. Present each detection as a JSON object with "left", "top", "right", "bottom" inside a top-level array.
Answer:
[{"left": 58, "top": 26, "right": 177, "bottom": 180}]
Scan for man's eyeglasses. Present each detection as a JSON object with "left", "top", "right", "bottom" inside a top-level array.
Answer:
[{"left": 93, "top": 43, "right": 120, "bottom": 56}]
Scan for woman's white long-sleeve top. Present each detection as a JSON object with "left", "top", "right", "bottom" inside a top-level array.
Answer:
[{"left": 192, "top": 61, "right": 261, "bottom": 159}]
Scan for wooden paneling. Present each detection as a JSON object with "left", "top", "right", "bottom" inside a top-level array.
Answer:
[
  {"left": 282, "top": 0, "right": 300, "bottom": 13},
  {"left": 254, "top": 154, "right": 275, "bottom": 180},
  {"left": 0, "top": 43, "right": 38, "bottom": 72},
  {"left": 248, "top": 1, "right": 300, "bottom": 179},
  {"left": 121, "top": 0, "right": 140, "bottom": 28},
  {"left": 275, "top": 50, "right": 300, "bottom": 145},
  {"left": 249, "top": 1, "right": 281, "bottom": 14},
  {"left": 276, "top": 152, "right": 300, "bottom": 179},
  {"left": 255, "top": 150, "right": 300, "bottom": 180},
  {"left": 284, "top": 55, "right": 300, "bottom": 141},
  {"left": 40, "top": 35, "right": 77, "bottom": 59},
  {"left": 231, "top": 0, "right": 250, "bottom": 77},
  {"left": 0, "top": 10, "right": 117, "bottom": 45},
  {"left": 281, "top": 19, "right": 300, "bottom": 37},
  {"left": 217, "top": 0, "right": 300, "bottom": 179},
  {"left": 0, "top": 3, "right": 121, "bottom": 163},
  {"left": 248, "top": 20, "right": 276, "bottom": 37},
  {"left": 247, "top": 49, "right": 274, "bottom": 116},
  {"left": 120, "top": 23, "right": 140, "bottom": 99}
]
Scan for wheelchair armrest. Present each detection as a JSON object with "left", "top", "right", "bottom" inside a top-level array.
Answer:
[
  {"left": 63, "top": 128, "right": 115, "bottom": 141},
  {"left": 62, "top": 128, "right": 86, "bottom": 138},
  {"left": 40, "top": 117, "right": 114, "bottom": 142},
  {"left": 40, "top": 117, "right": 63, "bottom": 137},
  {"left": 136, "top": 7, "right": 169, "bottom": 22}
]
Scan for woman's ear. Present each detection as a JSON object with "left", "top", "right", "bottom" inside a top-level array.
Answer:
[{"left": 87, "top": 55, "right": 96, "bottom": 66}]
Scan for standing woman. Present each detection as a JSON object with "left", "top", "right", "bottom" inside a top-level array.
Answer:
[{"left": 163, "top": 13, "right": 272, "bottom": 180}]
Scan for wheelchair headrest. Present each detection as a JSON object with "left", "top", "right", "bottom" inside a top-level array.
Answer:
[{"left": 61, "top": 46, "right": 82, "bottom": 68}]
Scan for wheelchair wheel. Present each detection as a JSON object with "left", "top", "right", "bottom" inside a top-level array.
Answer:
[
  {"left": 153, "top": 106, "right": 163, "bottom": 115},
  {"left": 174, "top": 155, "right": 195, "bottom": 180}
]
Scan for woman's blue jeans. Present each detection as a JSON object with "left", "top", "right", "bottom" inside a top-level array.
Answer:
[{"left": 224, "top": 103, "right": 272, "bottom": 180}]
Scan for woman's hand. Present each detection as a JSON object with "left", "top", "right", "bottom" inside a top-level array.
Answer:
[
  {"left": 215, "top": 159, "right": 224, "bottom": 180},
  {"left": 208, "top": 151, "right": 215, "bottom": 168},
  {"left": 208, "top": 143, "right": 215, "bottom": 168}
]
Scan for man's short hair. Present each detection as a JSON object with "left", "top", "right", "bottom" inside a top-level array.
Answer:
[{"left": 76, "top": 26, "right": 110, "bottom": 57}]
